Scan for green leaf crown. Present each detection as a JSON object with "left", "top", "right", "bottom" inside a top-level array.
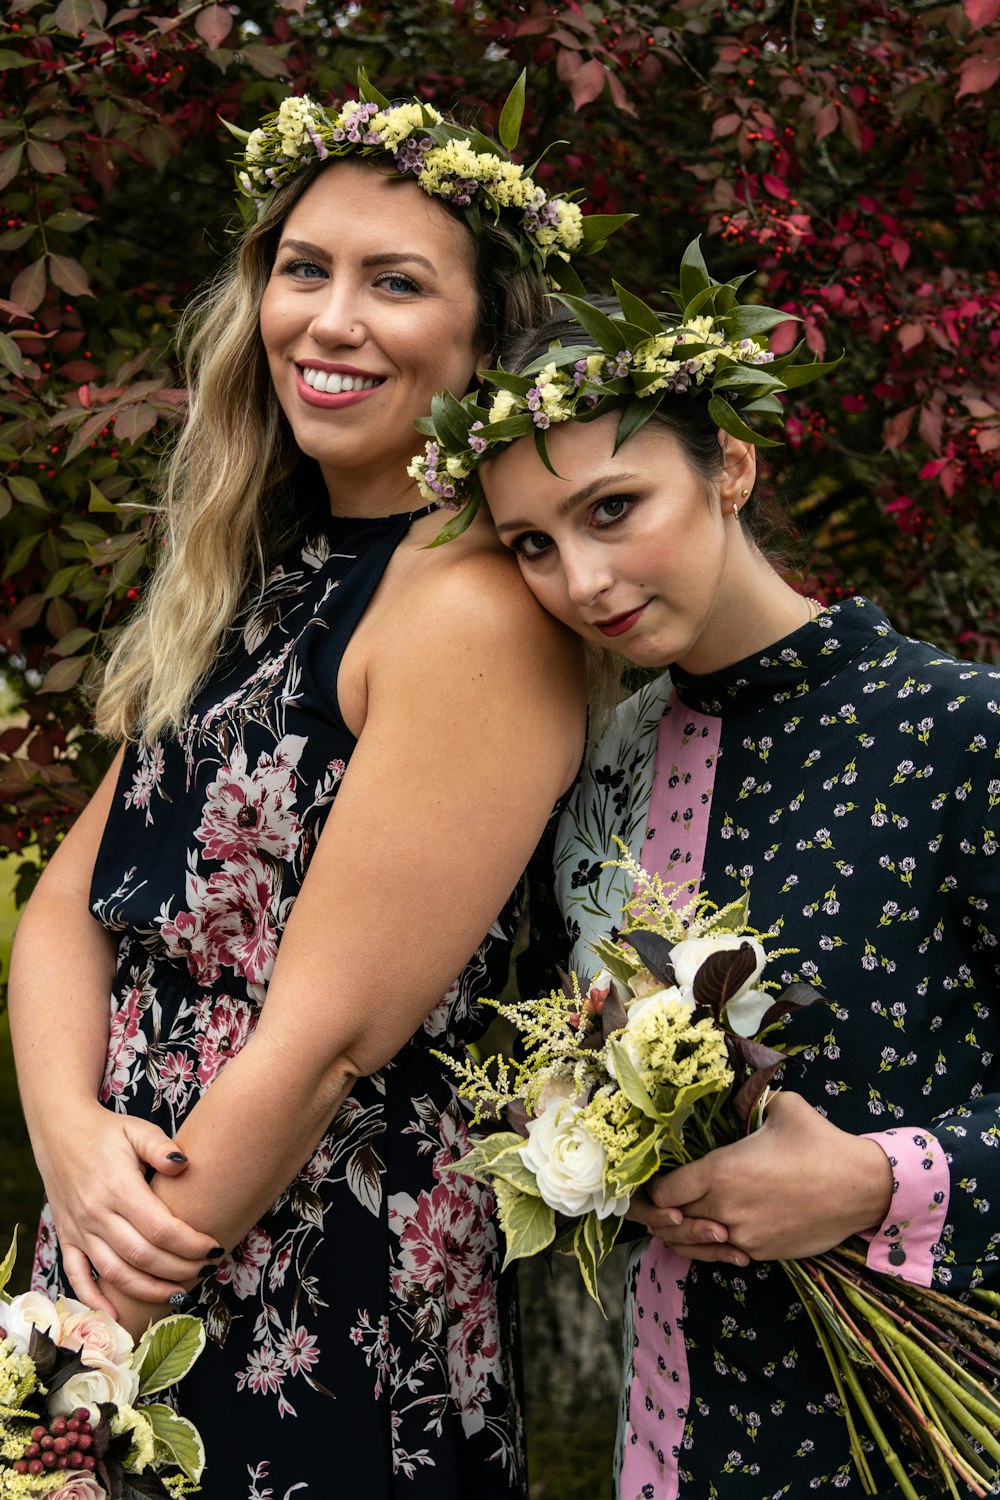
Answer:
[
  {"left": 408, "top": 238, "right": 842, "bottom": 544},
  {"left": 225, "top": 69, "right": 630, "bottom": 288}
]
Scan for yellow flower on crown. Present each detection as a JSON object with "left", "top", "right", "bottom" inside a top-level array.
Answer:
[{"left": 488, "top": 389, "right": 519, "bottom": 425}]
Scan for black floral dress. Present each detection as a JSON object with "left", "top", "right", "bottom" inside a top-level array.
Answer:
[
  {"left": 557, "top": 597, "right": 1000, "bottom": 1499},
  {"left": 33, "top": 510, "right": 527, "bottom": 1499}
]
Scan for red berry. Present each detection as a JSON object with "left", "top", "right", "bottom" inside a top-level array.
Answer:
[
  {"left": 53, "top": 1437, "right": 70, "bottom": 1455},
  {"left": 30, "top": 1426, "right": 46, "bottom": 1441},
  {"left": 41, "top": 1451, "right": 58, "bottom": 1468},
  {"left": 51, "top": 1416, "right": 68, "bottom": 1435},
  {"left": 74, "top": 1408, "right": 90, "bottom": 1421},
  {"left": 57, "top": 1456, "right": 69, "bottom": 1470},
  {"left": 25, "top": 1444, "right": 40, "bottom": 1459},
  {"left": 69, "top": 1451, "right": 83, "bottom": 1466},
  {"left": 28, "top": 1461, "right": 43, "bottom": 1477},
  {"left": 40, "top": 1435, "right": 54, "bottom": 1449},
  {"left": 66, "top": 1418, "right": 80, "bottom": 1432},
  {"left": 81, "top": 1456, "right": 96, "bottom": 1471},
  {"left": 14, "top": 1461, "right": 27, "bottom": 1476},
  {"left": 76, "top": 1433, "right": 92, "bottom": 1451}
]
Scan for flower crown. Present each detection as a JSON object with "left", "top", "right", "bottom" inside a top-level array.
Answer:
[
  {"left": 409, "top": 238, "right": 842, "bottom": 543},
  {"left": 225, "top": 70, "right": 630, "bottom": 291}
]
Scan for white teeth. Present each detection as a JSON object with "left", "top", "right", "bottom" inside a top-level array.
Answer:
[{"left": 302, "top": 369, "right": 380, "bottom": 394}]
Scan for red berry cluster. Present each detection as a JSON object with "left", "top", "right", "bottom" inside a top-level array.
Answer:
[{"left": 14, "top": 1409, "right": 96, "bottom": 1476}]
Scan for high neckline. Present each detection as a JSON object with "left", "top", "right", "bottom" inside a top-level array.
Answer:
[
  {"left": 324, "top": 499, "right": 441, "bottom": 528},
  {"left": 670, "top": 596, "right": 895, "bottom": 718}
]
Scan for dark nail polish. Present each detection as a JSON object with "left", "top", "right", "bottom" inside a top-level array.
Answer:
[
  {"left": 167, "top": 1291, "right": 197, "bottom": 1311},
  {"left": 196, "top": 1264, "right": 216, "bottom": 1279},
  {"left": 205, "top": 1246, "right": 225, "bottom": 1259},
  {"left": 166, "top": 1151, "right": 188, "bottom": 1163}
]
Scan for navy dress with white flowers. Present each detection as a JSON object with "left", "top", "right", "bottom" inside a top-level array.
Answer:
[
  {"left": 33, "top": 510, "right": 527, "bottom": 1499},
  {"left": 558, "top": 598, "right": 1000, "bottom": 1499}
]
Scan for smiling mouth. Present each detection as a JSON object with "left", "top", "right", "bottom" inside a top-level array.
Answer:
[{"left": 301, "top": 367, "right": 384, "bottom": 394}]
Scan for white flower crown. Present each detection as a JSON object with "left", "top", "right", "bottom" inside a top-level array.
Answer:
[{"left": 225, "top": 71, "right": 630, "bottom": 290}]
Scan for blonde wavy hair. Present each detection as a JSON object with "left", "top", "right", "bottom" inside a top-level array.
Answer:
[{"left": 96, "top": 159, "right": 552, "bottom": 745}]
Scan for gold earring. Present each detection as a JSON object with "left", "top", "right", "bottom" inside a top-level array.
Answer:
[
  {"left": 732, "top": 501, "right": 740, "bottom": 518},
  {"left": 741, "top": 488, "right": 750, "bottom": 498}
]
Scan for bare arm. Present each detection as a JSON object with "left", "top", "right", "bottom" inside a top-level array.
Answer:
[
  {"left": 104, "top": 559, "right": 585, "bottom": 1334},
  {"left": 9, "top": 749, "right": 229, "bottom": 1310}
]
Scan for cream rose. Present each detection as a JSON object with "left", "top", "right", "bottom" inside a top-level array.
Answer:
[
  {"left": 49, "top": 1352, "right": 140, "bottom": 1419},
  {"left": 521, "top": 1096, "right": 628, "bottom": 1220},
  {"left": 57, "top": 1300, "right": 134, "bottom": 1366},
  {"left": 3, "top": 1290, "right": 63, "bottom": 1355},
  {"left": 724, "top": 987, "right": 775, "bottom": 1038}
]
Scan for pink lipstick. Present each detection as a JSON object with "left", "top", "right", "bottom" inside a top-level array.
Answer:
[{"left": 593, "top": 604, "right": 648, "bottom": 638}]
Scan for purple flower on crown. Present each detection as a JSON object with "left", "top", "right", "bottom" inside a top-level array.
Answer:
[
  {"left": 332, "top": 127, "right": 346, "bottom": 142},
  {"left": 533, "top": 411, "right": 551, "bottom": 429},
  {"left": 308, "top": 129, "right": 328, "bottom": 161},
  {"left": 526, "top": 387, "right": 543, "bottom": 412},
  {"left": 573, "top": 358, "right": 596, "bottom": 388},
  {"left": 468, "top": 421, "right": 488, "bottom": 455}
]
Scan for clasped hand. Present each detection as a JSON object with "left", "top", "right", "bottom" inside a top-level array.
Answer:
[
  {"left": 37, "top": 1100, "right": 220, "bottom": 1316},
  {"left": 627, "top": 1091, "right": 894, "bottom": 1266}
]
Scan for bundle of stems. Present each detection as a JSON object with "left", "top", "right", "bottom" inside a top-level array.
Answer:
[{"left": 784, "top": 1243, "right": 1000, "bottom": 1497}]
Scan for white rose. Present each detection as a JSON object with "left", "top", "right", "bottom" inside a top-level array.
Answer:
[
  {"left": 724, "top": 987, "right": 774, "bottom": 1038},
  {"left": 49, "top": 1352, "right": 140, "bottom": 1419},
  {"left": 669, "top": 934, "right": 766, "bottom": 1000},
  {"left": 521, "top": 1097, "right": 628, "bottom": 1220},
  {"left": 3, "top": 1290, "right": 63, "bottom": 1355}
]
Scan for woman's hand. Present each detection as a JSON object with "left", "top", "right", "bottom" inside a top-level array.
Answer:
[
  {"left": 37, "top": 1101, "right": 222, "bottom": 1315},
  {"left": 632, "top": 1091, "right": 894, "bottom": 1264}
]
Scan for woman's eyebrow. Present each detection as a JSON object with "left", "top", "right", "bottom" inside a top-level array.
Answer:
[
  {"left": 493, "top": 472, "right": 640, "bottom": 534},
  {"left": 275, "top": 240, "right": 436, "bottom": 275}
]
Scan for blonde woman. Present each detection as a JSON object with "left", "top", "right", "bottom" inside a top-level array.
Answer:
[
  {"left": 7, "top": 81, "right": 607, "bottom": 1496},
  {"left": 415, "top": 261, "right": 1000, "bottom": 1498}
]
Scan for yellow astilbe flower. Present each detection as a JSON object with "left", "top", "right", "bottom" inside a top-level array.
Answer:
[{"left": 581, "top": 1085, "right": 648, "bottom": 1169}]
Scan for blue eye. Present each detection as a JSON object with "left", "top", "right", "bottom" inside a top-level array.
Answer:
[
  {"left": 279, "top": 257, "right": 326, "bottom": 280},
  {"left": 375, "top": 271, "right": 420, "bottom": 295},
  {"left": 593, "top": 496, "right": 632, "bottom": 526}
]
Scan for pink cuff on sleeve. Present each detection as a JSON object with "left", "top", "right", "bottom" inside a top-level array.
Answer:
[{"left": 858, "top": 1128, "right": 949, "bottom": 1288}]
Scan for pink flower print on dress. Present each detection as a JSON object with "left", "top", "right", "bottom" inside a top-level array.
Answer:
[
  {"left": 216, "top": 1224, "right": 272, "bottom": 1300},
  {"left": 194, "top": 994, "right": 258, "bottom": 1087},
  {"left": 158, "top": 902, "right": 225, "bottom": 985},
  {"left": 277, "top": 1323, "right": 320, "bottom": 1377},
  {"left": 194, "top": 737, "right": 305, "bottom": 864},
  {"left": 157, "top": 1049, "right": 196, "bottom": 1107},
  {"left": 448, "top": 1273, "right": 501, "bottom": 1425},
  {"left": 123, "top": 740, "right": 167, "bottom": 826},
  {"left": 388, "top": 1180, "right": 491, "bottom": 1303},
  {"left": 100, "top": 985, "right": 148, "bottom": 1101}
]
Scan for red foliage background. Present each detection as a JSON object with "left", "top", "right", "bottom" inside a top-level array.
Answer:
[{"left": 1, "top": 0, "right": 998, "bottom": 895}]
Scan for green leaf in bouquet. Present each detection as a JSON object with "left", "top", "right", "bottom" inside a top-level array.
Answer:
[
  {"left": 657, "top": 1073, "right": 731, "bottom": 1158},
  {"left": 142, "top": 1401, "right": 206, "bottom": 1483},
  {"left": 494, "top": 1178, "right": 555, "bottom": 1268},
  {"left": 442, "top": 1131, "right": 526, "bottom": 1186},
  {"left": 135, "top": 1314, "right": 206, "bottom": 1397},
  {"left": 702, "top": 890, "right": 751, "bottom": 935},
  {"left": 589, "top": 936, "right": 642, "bottom": 984},
  {"left": 571, "top": 1214, "right": 603, "bottom": 1310},
  {"left": 487, "top": 1142, "right": 544, "bottom": 1196},
  {"left": 604, "top": 1120, "right": 665, "bottom": 1197},
  {"left": 0, "top": 1228, "right": 17, "bottom": 1301},
  {"left": 607, "top": 1040, "right": 660, "bottom": 1120}
]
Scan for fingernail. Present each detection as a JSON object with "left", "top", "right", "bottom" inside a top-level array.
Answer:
[
  {"left": 166, "top": 1151, "right": 188, "bottom": 1163},
  {"left": 167, "top": 1291, "right": 197, "bottom": 1311},
  {"left": 205, "top": 1246, "right": 225, "bottom": 1259},
  {"left": 196, "top": 1264, "right": 216, "bottom": 1279},
  {"left": 711, "top": 1229, "right": 727, "bottom": 1243}
]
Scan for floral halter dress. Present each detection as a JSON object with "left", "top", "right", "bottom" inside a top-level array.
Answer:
[{"left": 33, "top": 508, "right": 527, "bottom": 1499}]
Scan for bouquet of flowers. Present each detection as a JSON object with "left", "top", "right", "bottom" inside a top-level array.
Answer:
[
  {"left": 0, "top": 1234, "right": 206, "bottom": 1498},
  {"left": 439, "top": 850, "right": 1000, "bottom": 1499}
]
